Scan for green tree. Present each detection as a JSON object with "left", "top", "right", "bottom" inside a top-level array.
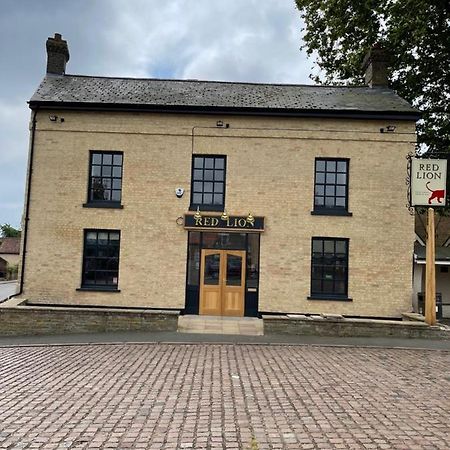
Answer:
[
  {"left": 0, "top": 224, "right": 21, "bottom": 238},
  {"left": 295, "top": 0, "right": 450, "bottom": 154}
]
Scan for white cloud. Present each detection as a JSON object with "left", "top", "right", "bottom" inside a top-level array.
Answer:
[
  {"left": 0, "top": 101, "right": 29, "bottom": 164},
  {"left": 0, "top": 100, "right": 29, "bottom": 227},
  {"left": 104, "top": 0, "right": 311, "bottom": 83}
]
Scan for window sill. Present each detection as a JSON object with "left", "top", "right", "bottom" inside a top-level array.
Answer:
[
  {"left": 311, "top": 209, "right": 352, "bottom": 217},
  {"left": 77, "top": 287, "right": 121, "bottom": 293},
  {"left": 189, "top": 205, "right": 224, "bottom": 212},
  {"left": 83, "top": 202, "right": 123, "bottom": 209},
  {"left": 308, "top": 295, "right": 352, "bottom": 301}
]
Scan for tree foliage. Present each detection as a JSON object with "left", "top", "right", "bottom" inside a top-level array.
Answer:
[
  {"left": 0, "top": 224, "right": 21, "bottom": 238},
  {"left": 295, "top": 0, "right": 450, "bottom": 154}
]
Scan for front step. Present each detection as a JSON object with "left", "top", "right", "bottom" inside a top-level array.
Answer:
[{"left": 178, "top": 315, "right": 264, "bottom": 336}]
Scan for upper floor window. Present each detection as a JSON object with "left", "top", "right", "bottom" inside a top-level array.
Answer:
[
  {"left": 310, "top": 237, "right": 349, "bottom": 299},
  {"left": 87, "top": 151, "right": 123, "bottom": 207},
  {"left": 81, "top": 229, "right": 121, "bottom": 290},
  {"left": 190, "top": 155, "right": 226, "bottom": 211},
  {"left": 313, "top": 158, "right": 350, "bottom": 215}
]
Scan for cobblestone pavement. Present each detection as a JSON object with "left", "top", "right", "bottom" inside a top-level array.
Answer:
[{"left": 0, "top": 343, "right": 449, "bottom": 449}]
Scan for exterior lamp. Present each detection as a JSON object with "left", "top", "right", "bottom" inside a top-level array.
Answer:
[
  {"left": 221, "top": 210, "right": 228, "bottom": 221},
  {"left": 247, "top": 213, "right": 255, "bottom": 225},
  {"left": 380, "top": 125, "right": 396, "bottom": 133},
  {"left": 194, "top": 207, "right": 202, "bottom": 220}
]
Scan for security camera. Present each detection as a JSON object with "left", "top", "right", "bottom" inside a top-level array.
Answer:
[{"left": 175, "top": 188, "right": 184, "bottom": 198}]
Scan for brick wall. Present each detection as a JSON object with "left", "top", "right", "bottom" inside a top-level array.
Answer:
[
  {"left": 21, "top": 110, "right": 416, "bottom": 317},
  {"left": 0, "top": 306, "right": 179, "bottom": 336},
  {"left": 263, "top": 315, "right": 449, "bottom": 339}
]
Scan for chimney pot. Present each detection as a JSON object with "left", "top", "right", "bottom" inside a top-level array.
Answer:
[
  {"left": 46, "top": 33, "right": 70, "bottom": 75},
  {"left": 362, "top": 44, "right": 389, "bottom": 88}
]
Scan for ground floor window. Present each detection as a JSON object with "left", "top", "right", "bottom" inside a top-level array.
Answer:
[
  {"left": 310, "top": 237, "right": 349, "bottom": 299},
  {"left": 82, "top": 229, "right": 121, "bottom": 290}
]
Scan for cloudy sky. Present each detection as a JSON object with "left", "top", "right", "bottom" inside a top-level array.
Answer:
[{"left": 0, "top": 0, "right": 313, "bottom": 228}]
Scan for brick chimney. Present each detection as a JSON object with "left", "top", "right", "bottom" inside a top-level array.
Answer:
[
  {"left": 46, "top": 33, "right": 70, "bottom": 75},
  {"left": 361, "top": 43, "right": 389, "bottom": 88}
]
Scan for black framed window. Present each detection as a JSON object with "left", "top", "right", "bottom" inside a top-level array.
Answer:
[
  {"left": 310, "top": 237, "right": 349, "bottom": 299},
  {"left": 313, "top": 158, "right": 350, "bottom": 215},
  {"left": 87, "top": 151, "right": 123, "bottom": 206},
  {"left": 81, "top": 230, "right": 120, "bottom": 290},
  {"left": 190, "top": 155, "right": 226, "bottom": 211}
]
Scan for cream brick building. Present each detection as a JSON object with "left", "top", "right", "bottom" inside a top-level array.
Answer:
[{"left": 18, "top": 34, "right": 420, "bottom": 318}]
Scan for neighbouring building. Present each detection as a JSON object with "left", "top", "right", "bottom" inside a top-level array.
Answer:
[
  {"left": 0, "top": 237, "right": 20, "bottom": 279},
  {"left": 17, "top": 34, "right": 420, "bottom": 318},
  {"left": 414, "top": 212, "right": 450, "bottom": 319}
]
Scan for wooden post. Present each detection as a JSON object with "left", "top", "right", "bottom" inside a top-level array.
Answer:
[{"left": 425, "top": 207, "right": 436, "bottom": 325}]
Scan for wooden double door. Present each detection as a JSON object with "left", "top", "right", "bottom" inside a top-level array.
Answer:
[{"left": 199, "top": 249, "right": 246, "bottom": 316}]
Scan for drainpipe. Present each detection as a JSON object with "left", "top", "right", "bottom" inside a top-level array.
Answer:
[{"left": 8, "top": 107, "right": 38, "bottom": 300}]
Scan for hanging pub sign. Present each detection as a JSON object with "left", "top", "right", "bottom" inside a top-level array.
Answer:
[
  {"left": 184, "top": 213, "right": 264, "bottom": 231},
  {"left": 411, "top": 158, "right": 447, "bottom": 206}
]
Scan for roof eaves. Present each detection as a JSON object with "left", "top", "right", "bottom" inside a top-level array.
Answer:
[{"left": 28, "top": 101, "right": 422, "bottom": 121}]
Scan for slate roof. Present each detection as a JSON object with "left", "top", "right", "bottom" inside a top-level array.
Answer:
[
  {"left": 29, "top": 74, "right": 419, "bottom": 118},
  {"left": 0, "top": 237, "right": 20, "bottom": 255}
]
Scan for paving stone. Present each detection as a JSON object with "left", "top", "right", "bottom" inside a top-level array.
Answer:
[{"left": 0, "top": 343, "right": 449, "bottom": 448}]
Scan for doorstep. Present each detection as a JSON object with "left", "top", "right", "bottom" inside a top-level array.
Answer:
[{"left": 178, "top": 315, "right": 264, "bottom": 336}]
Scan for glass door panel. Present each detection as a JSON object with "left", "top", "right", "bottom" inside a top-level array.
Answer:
[
  {"left": 226, "top": 254, "right": 242, "bottom": 286},
  {"left": 204, "top": 253, "right": 220, "bottom": 285}
]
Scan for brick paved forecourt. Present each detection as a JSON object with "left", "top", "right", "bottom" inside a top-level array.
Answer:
[{"left": 0, "top": 344, "right": 449, "bottom": 449}]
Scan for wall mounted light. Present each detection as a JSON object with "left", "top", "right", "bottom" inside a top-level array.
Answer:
[
  {"left": 380, "top": 125, "right": 396, "bottom": 133},
  {"left": 246, "top": 212, "right": 255, "bottom": 225},
  {"left": 49, "top": 115, "right": 58, "bottom": 122},
  {"left": 194, "top": 206, "right": 202, "bottom": 220},
  {"left": 221, "top": 210, "right": 228, "bottom": 221}
]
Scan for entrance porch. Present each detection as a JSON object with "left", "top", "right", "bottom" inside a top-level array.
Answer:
[{"left": 185, "top": 231, "right": 261, "bottom": 317}]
